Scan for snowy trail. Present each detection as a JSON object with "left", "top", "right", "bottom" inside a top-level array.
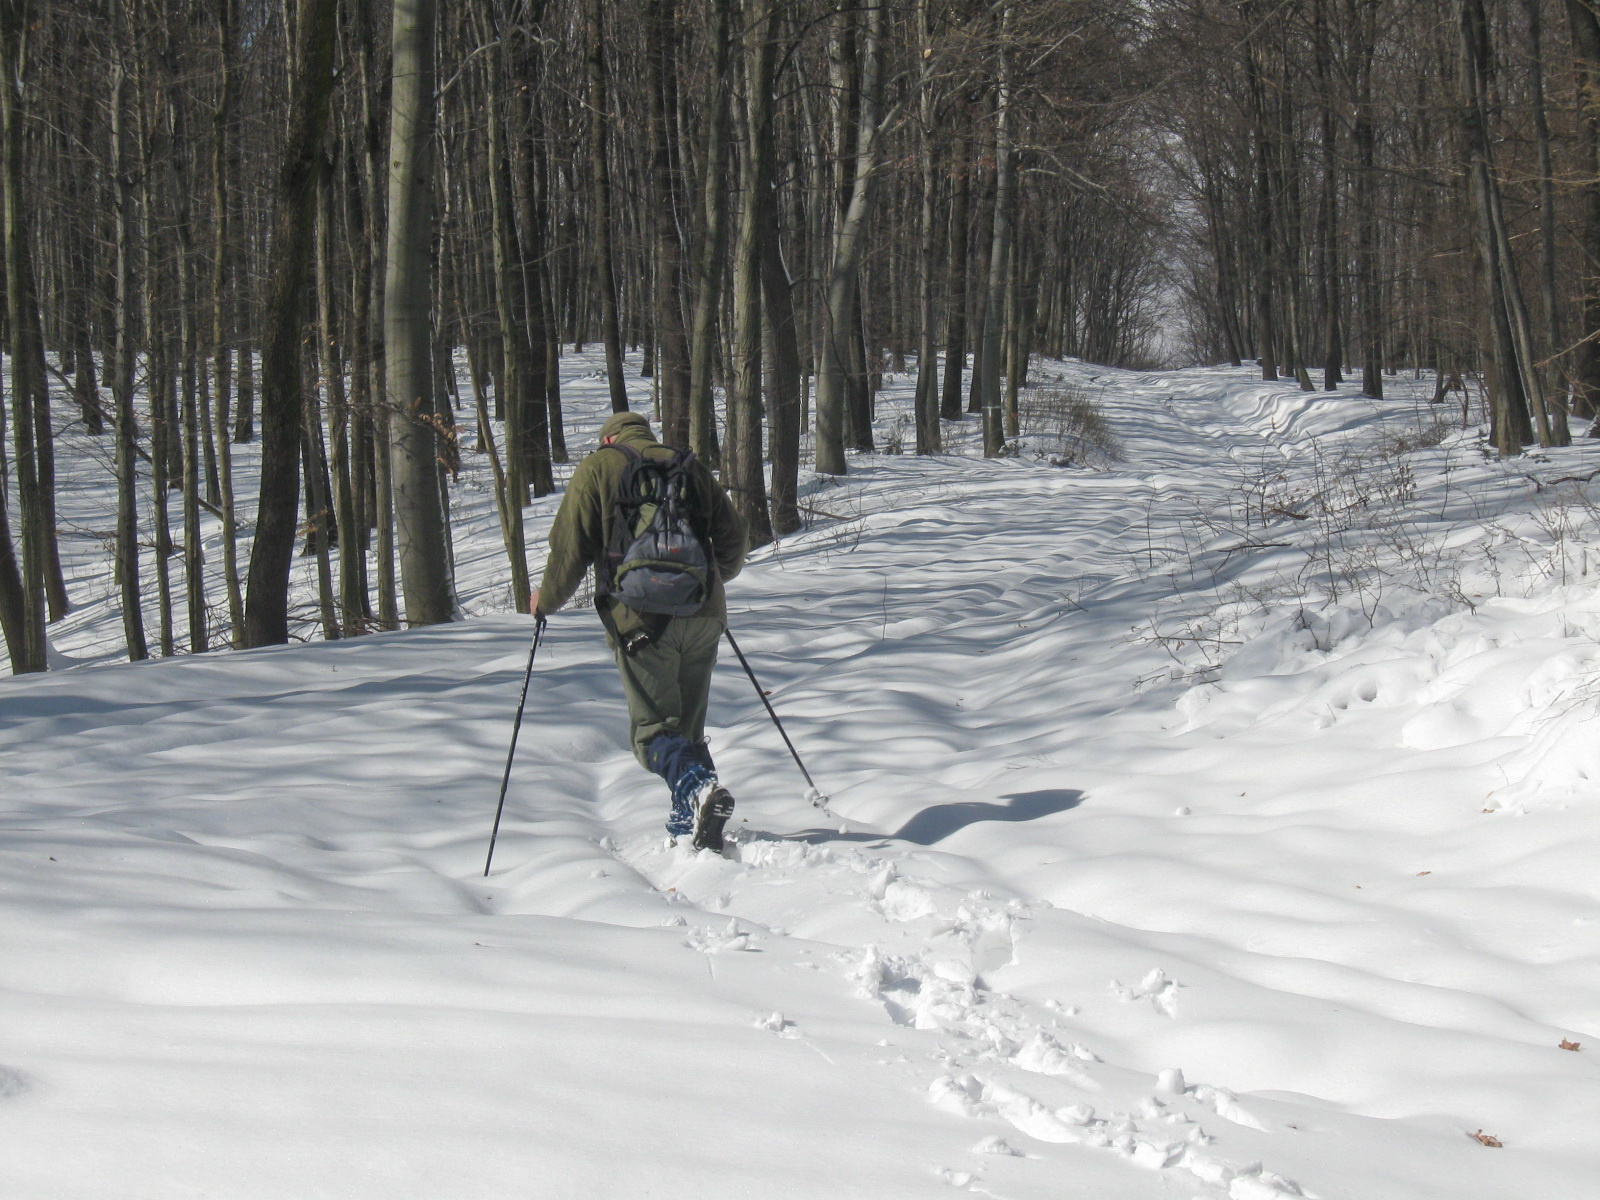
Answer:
[{"left": 4, "top": 358, "right": 1600, "bottom": 1198}]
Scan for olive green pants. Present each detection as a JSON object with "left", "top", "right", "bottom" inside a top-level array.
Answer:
[{"left": 608, "top": 615, "right": 723, "bottom": 767}]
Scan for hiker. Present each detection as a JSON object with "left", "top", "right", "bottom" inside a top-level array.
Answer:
[{"left": 533, "top": 411, "right": 749, "bottom": 851}]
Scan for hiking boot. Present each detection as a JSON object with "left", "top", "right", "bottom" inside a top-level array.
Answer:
[
  {"left": 650, "top": 734, "right": 716, "bottom": 839},
  {"left": 692, "top": 785, "right": 736, "bottom": 853}
]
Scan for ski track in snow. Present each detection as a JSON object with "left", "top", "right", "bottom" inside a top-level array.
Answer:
[{"left": 3, "top": 353, "right": 1600, "bottom": 1198}]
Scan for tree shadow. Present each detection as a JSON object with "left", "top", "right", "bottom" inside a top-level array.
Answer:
[
  {"left": 891, "top": 788, "right": 1085, "bottom": 845},
  {"left": 774, "top": 788, "right": 1085, "bottom": 848}
]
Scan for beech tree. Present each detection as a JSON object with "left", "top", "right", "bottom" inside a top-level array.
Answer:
[
  {"left": 384, "top": 0, "right": 452, "bottom": 627},
  {"left": 242, "top": 0, "right": 340, "bottom": 647},
  {"left": 9, "top": 0, "right": 1600, "bottom": 675}
]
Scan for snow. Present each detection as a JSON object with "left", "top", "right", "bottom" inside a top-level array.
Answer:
[{"left": 4, "top": 353, "right": 1600, "bottom": 1198}]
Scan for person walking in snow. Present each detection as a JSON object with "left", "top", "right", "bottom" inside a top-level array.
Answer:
[{"left": 533, "top": 411, "right": 748, "bottom": 851}]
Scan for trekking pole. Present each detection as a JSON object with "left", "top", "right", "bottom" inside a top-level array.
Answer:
[
  {"left": 723, "top": 627, "right": 829, "bottom": 807},
  {"left": 484, "top": 615, "right": 546, "bottom": 877}
]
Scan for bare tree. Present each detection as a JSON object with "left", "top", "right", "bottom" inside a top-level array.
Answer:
[
  {"left": 384, "top": 0, "right": 453, "bottom": 627},
  {"left": 242, "top": 0, "right": 340, "bottom": 647}
]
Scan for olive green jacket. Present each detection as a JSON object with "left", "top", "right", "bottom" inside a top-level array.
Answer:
[{"left": 535, "top": 421, "right": 747, "bottom": 636}]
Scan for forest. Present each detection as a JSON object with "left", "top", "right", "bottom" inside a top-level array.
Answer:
[
  {"left": 2, "top": 0, "right": 1598, "bottom": 675},
  {"left": 7, "top": 5, "right": 1600, "bottom": 1194}
]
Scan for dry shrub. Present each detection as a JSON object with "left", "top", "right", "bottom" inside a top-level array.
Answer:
[
  {"left": 881, "top": 414, "right": 909, "bottom": 455},
  {"left": 1018, "top": 385, "right": 1122, "bottom": 468}
]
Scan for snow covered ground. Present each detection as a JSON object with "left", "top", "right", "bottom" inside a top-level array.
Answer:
[{"left": 4, "top": 354, "right": 1599, "bottom": 1199}]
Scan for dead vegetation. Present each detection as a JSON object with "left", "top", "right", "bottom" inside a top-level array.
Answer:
[{"left": 1014, "top": 384, "right": 1123, "bottom": 469}]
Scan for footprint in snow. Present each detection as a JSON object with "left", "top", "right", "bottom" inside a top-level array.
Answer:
[
  {"left": 755, "top": 1011, "right": 801, "bottom": 1039},
  {"left": 684, "top": 920, "right": 752, "bottom": 954},
  {"left": 0, "top": 1066, "right": 33, "bottom": 1099},
  {"left": 1111, "top": 967, "right": 1181, "bottom": 1017}
]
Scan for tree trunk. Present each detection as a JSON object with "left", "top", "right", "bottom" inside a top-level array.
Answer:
[
  {"left": 302, "top": 371, "right": 340, "bottom": 641},
  {"left": 161, "top": 62, "right": 207, "bottom": 654},
  {"left": 1351, "top": 0, "right": 1383, "bottom": 398},
  {"left": 687, "top": 0, "right": 732, "bottom": 465},
  {"left": 0, "top": 464, "right": 24, "bottom": 672},
  {"left": 980, "top": 10, "right": 1013, "bottom": 458},
  {"left": 845, "top": 276, "right": 874, "bottom": 450},
  {"left": 384, "top": 0, "right": 453, "bottom": 627},
  {"left": 68, "top": 66, "right": 104, "bottom": 438},
  {"left": 483, "top": 19, "right": 531, "bottom": 611},
  {"left": 940, "top": 141, "right": 969, "bottom": 420},
  {"left": 757, "top": 41, "right": 802, "bottom": 537},
  {"left": 1003, "top": 228, "right": 1025, "bottom": 439},
  {"left": 915, "top": 0, "right": 942, "bottom": 454},
  {"left": 485, "top": 29, "right": 545, "bottom": 504},
  {"left": 515, "top": 31, "right": 563, "bottom": 470},
  {"left": 587, "top": 0, "right": 630, "bottom": 414},
  {"left": 648, "top": 0, "right": 691, "bottom": 447},
  {"left": 1244, "top": 6, "right": 1278, "bottom": 382},
  {"left": 1313, "top": 0, "right": 1342, "bottom": 390},
  {"left": 472, "top": 351, "right": 529, "bottom": 613},
  {"left": 353, "top": 0, "right": 394, "bottom": 627},
  {"left": 147, "top": 262, "right": 176, "bottom": 659},
  {"left": 235, "top": 335, "right": 254, "bottom": 442},
  {"left": 1567, "top": 0, "right": 1600, "bottom": 425},
  {"left": 242, "top": 0, "right": 340, "bottom": 646},
  {"left": 728, "top": 0, "right": 774, "bottom": 545},
  {"left": 967, "top": 172, "right": 991, "bottom": 415},
  {"left": 814, "top": 0, "right": 884, "bottom": 476},
  {"left": 179, "top": 222, "right": 207, "bottom": 653},
  {"left": 1520, "top": 0, "right": 1566, "bottom": 439},
  {"left": 1, "top": 0, "right": 52, "bottom": 666},
  {"left": 319, "top": 161, "right": 365, "bottom": 634},
  {"left": 1460, "top": 0, "right": 1537, "bottom": 453},
  {"left": 110, "top": 56, "right": 147, "bottom": 663}
]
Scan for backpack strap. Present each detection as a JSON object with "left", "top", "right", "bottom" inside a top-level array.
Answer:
[
  {"left": 599, "top": 441, "right": 643, "bottom": 467},
  {"left": 661, "top": 448, "right": 712, "bottom": 544},
  {"left": 597, "top": 442, "right": 645, "bottom": 595}
]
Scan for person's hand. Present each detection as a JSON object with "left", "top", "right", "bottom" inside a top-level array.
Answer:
[{"left": 531, "top": 588, "right": 542, "bottom": 618}]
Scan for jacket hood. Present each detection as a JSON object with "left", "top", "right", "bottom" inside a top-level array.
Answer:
[{"left": 598, "top": 411, "right": 654, "bottom": 443}]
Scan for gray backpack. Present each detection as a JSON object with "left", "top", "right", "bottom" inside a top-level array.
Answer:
[{"left": 600, "top": 444, "right": 712, "bottom": 617}]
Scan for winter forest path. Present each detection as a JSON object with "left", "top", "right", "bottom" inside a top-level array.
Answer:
[{"left": 2, "top": 360, "right": 1596, "bottom": 1199}]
